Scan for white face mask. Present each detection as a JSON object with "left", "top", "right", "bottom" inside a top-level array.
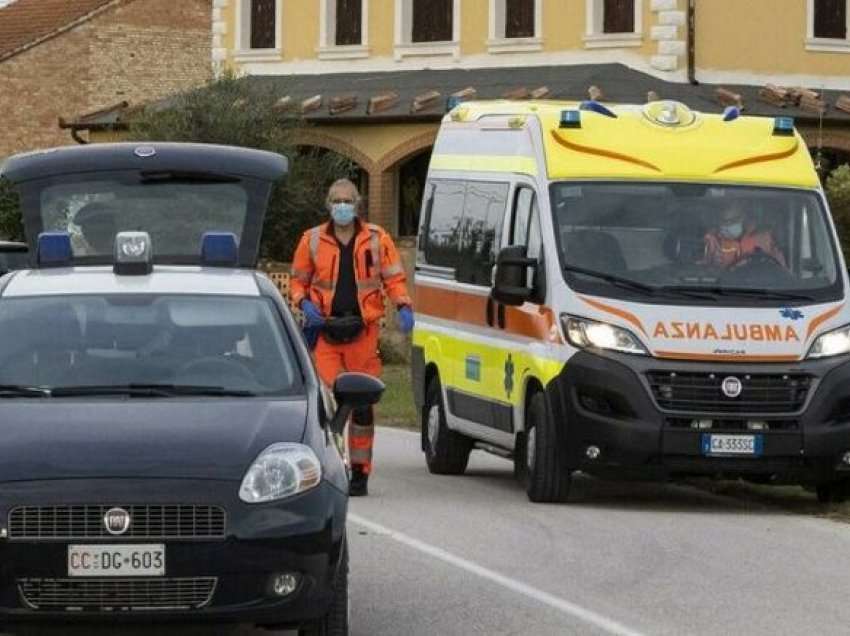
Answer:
[{"left": 720, "top": 221, "right": 744, "bottom": 240}]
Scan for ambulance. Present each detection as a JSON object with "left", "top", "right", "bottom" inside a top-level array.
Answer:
[{"left": 411, "top": 99, "right": 850, "bottom": 503}]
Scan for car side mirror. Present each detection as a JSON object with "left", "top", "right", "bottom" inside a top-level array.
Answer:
[
  {"left": 328, "top": 372, "right": 385, "bottom": 436},
  {"left": 491, "top": 245, "right": 536, "bottom": 306}
]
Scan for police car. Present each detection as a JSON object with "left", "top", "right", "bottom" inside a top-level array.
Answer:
[{"left": 0, "top": 143, "right": 381, "bottom": 633}]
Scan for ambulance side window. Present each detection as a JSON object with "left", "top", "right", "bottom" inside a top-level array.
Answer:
[
  {"left": 510, "top": 186, "right": 545, "bottom": 298},
  {"left": 456, "top": 181, "right": 509, "bottom": 286},
  {"left": 422, "top": 180, "right": 465, "bottom": 271}
]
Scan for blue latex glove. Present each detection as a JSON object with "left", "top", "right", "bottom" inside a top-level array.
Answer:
[
  {"left": 301, "top": 299, "right": 325, "bottom": 328},
  {"left": 397, "top": 305, "right": 415, "bottom": 334}
]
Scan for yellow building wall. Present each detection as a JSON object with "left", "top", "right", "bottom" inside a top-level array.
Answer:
[
  {"left": 542, "top": 0, "right": 583, "bottom": 50},
  {"left": 461, "top": 0, "right": 488, "bottom": 56},
  {"left": 370, "top": 0, "right": 395, "bottom": 57},
  {"left": 283, "top": 0, "right": 319, "bottom": 61},
  {"left": 697, "top": 0, "right": 850, "bottom": 77}
]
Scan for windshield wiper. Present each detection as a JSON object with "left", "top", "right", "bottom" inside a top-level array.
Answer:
[
  {"left": 562, "top": 264, "right": 656, "bottom": 296},
  {"left": 659, "top": 285, "right": 816, "bottom": 302},
  {"left": 50, "top": 384, "right": 257, "bottom": 398},
  {"left": 0, "top": 385, "right": 51, "bottom": 398}
]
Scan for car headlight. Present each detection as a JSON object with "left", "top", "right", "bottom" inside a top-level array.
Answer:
[
  {"left": 807, "top": 324, "right": 850, "bottom": 359},
  {"left": 239, "top": 443, "right": 322, "bottom": 503},
  {"left": 563, "top": 315, "right": 649, "bottom": 356}
]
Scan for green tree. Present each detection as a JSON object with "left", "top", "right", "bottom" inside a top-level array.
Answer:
[
  {"left": 827, "top": 164, "right": 850, "bottom": 259},
  {"left": 0, "top": 174, "right": 24, "bottom": 242},
  {"left": 127, "top": 71, "right": 355, "bottom": 261}
]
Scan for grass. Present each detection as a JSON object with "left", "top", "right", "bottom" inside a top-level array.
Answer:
[{"left": 375, "top": 364, "right": 419, "bottom": 430}]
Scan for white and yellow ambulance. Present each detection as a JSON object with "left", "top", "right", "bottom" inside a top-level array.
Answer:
[{"left": 411, "top": 99, "right": 850, "bottom": 503}]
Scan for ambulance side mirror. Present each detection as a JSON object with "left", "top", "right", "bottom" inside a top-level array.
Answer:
[
  {"left": 492, "top": 245, "right": 536, "bottom": 306},
  {"left": 329, "top": 372, "right": 386, "bottom": 436}
]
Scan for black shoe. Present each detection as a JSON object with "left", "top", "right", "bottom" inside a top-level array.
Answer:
[{"left": 349, "top": 467, "right": 369, "bottom": 497}]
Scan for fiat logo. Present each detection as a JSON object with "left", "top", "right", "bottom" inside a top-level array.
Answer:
[
  {"left": 103, "top": 507, "right": 131, "bottom": 536},
  {"left": 721, "top": 376, "right": 743, "bottom": 399}
]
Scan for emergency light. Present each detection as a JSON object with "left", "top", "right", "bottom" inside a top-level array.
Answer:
[
  {"left": 773, "top": 116, "right": 795, "bottom": 136},
  {"left": 114, "top": 231, "right": 153, "bottom": 276},
  {"left": 36, "top": 232, "right": 73, "bottom": 268},
  {"left": 201, "top": 232, "right": 238, "bottom": 267},
  {"left": 560, "top": 110, "right": 582, "bottom": 128},
  {"left": 445, "top": 96, "right": 463, "bottom": 112},
  {"left": 579, "top": 100, "right": 618, "bottom": 119},
  {"left": 722, "top": 106, "right": 741, "bottom": 122}
]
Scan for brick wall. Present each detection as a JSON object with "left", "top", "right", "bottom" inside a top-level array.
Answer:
[{"left": 0, "top": 0, "right": 211, "bottom": 158}]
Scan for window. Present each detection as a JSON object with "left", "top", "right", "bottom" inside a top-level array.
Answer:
[
  {"left": 413, "top": 0, "right": 453, "bottom": 42},
  {"left": 456, "top": 182, "right": 509, "bottom": 286},
  {"left": 237, "top": 0, "right": 281, "bottom": 56},
  {"left": 336, "top": 0, "right": 363, "bottom": 45},
  {"left": 395, "top": 0, "right": 460, "bottom": 59},
  {"left": 510, "top": 187, "right": 543, "bottom": 290},
  {"left": 422, "top": 181, "right": 465, "bottom": 270},
  {"left": 488, "top": 0, "right": 542, "bottom": 52},
  {"left": 807, "top": 0, "right": 850, "bottom": 51},
  {"left": 319, "top": 0, "right": 369, "bottom": 58},
  {"left": 584, "top": 0, "right": 642, "bottom": 48}
]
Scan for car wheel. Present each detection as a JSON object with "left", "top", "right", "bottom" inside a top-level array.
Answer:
[
  {"left": 524, "top": 391, "right": 571, "bottom": 503},
  {"left": 423, "top": 375, "right": 472, "bottom": 475},
  {"left": 299, "top": 537, "right": 349, "bottom": 636},
  {"left": 817, "top": 480, "right": 849, "bottom": 504}
]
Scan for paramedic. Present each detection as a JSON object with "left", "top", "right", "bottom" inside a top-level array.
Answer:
[
  {"left": 702, "top": 201, "right": 786, "bottom": 269},
  {"left": 290, "top": 178, "right": 414, "bottom": 496}
]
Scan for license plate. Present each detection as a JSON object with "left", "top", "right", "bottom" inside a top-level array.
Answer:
[
  {"left": 68, "top": 544, "right": 165, "bottom": 577},
  {"left": 701, "top": 434, "right": 763, "bottom": 457}
]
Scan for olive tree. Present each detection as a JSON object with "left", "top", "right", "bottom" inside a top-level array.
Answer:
[{"left": 826, "top": 164, "right": 850, "bottom": 259}]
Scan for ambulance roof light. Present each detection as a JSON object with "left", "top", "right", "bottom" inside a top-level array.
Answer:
[
  {"left": 114, "top": 231, "right": 153, "bottom": 276},
  {"left": 723, "top": 106, "right": 741, "bottom": 122},
  {"left": 446, "top": 96, "right": 463, "bottom": 112},
  {"left": 560, "top": 110, "right": 581, "bottom": 128},
  {"left": 579, "top": 100, "right": 618, "bottom": 119},
  {"left": 201, "top": 232, "right": 238, "bottom": 267},
  {"left": 37, "top": 232, "right": 72, "bottom": 268},
  {"left": 773, "top": 116, "right": 795, "bottom": 136}
]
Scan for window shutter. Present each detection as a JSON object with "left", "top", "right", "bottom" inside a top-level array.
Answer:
[
  {"left": 814, "top": 0, "right": 847, "bottom": 39},
  {"left": 506, "top": 0, "right": 535, "bottom": 38},
  {"left": 335, "top": 0, "right": 362, "bottom": 45},
  {"left": 412, "top": 0, "right": 453, "bottom": 43},
  {"left": 603, "top": 0, "right": 635, "bottom": 34},
  {"left": 250, "top": 0, "right": 277, "bottom": 49}
]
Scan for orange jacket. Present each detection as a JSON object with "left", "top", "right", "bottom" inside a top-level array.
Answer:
[
  {"left": 703, "top": 226, "right": 787, "bottom": 269},
  {"left": 290, "top": 220, "right": 412, "bottom": 324}
]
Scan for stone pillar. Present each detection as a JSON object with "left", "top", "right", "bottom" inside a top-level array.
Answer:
[{"left": 650, "top": 0, "right": 686, "bottom": 72}]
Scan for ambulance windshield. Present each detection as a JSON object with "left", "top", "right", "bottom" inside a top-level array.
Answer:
[{"left": 550, "top": 182, "right": 842, "bottom": 305}]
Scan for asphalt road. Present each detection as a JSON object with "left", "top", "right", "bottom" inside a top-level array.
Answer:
[{"left": 9, "top": 426, "right": 850, "bottom": 636}]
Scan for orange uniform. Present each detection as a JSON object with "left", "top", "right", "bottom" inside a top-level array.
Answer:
[
  {"left": 703, "top": 226, "right": 786, "bottom": 269},
  {"left": 290, "top": 220, "right": 411, "bottom": 474}
]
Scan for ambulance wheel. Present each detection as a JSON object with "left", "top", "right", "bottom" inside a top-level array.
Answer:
[
  {"left": 423, "top": 376, "right": 472, "bottom": 475},
  {"left": 524, "top": 391, "right": 571, "bottom": 503}
]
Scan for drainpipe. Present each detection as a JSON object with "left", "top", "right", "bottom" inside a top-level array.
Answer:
[{"left": 687, "top": 0, "right": 698, "bottom": 85}]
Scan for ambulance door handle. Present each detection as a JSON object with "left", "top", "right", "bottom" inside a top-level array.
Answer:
[{"left": 486, "top": 296, "right": 495, "bottom": 327}]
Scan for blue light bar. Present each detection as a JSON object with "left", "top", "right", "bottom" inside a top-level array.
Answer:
[
  {"left": 201, "top": 232, "right": 238, "bottom": 267},
  {"left": 445, "top": 96, "right": 464, "bottom": 112},
  {"left": 773, "top": 116, "right": 795, "bottom": 136},
  {"left": 723, "top": 106, "right": 741, "bottom": 122},
  {"left": 36, "top": 232, "right": 72, "bottom": 268},
  {"left": 579, "top": 100, "right": 618, "bottom": 119},
  {"left": 560, "top": 110, "right": 582, "bottom": 128}
]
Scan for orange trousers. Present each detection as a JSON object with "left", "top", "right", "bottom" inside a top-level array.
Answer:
[{"left": 314, "top": 322, "right": 381, "bottom": 474}]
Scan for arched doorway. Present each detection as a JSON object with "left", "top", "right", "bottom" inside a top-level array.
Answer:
[{"left": 397, "top": 148, "right": 431, "bottom": 237}]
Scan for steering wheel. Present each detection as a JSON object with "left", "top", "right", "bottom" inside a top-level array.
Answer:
[
  {"left": 176, "top": 356, "right": 257, "bottom": 384},
  {"left": 721, "top": 248, "right": 794, "bottom": 286},
  {"left": 731, "top": 249, "right": 785, "bottom": 271}
]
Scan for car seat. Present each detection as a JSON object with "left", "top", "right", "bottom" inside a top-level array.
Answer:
[{"left": 563, "top": 230, "right": 627, "bottom": 272}]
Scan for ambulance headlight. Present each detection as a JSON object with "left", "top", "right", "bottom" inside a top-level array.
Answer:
[
  {"left": 807, "top": 325, "right": 850, "bottom": 359},
  {"left": 239, "top": 443, "right": 322, "bottom": 503},
  {"left": 563, "top": 315, "right": 648, "bottom": 356}
]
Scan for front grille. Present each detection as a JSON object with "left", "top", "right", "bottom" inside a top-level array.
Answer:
[
  {"left": 18, "top": 577, "right": 217, "bottom": 610},
  {"left": 8, "top": 505, "right": 226, "bottom": 540},
  {"left": 647, "top": 371, "right": 812, "bottom": 414},
  {"left": 666, "top": 418, "right": 799, "bottom": 431}
]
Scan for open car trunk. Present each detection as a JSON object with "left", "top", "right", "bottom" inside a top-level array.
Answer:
[{"left": 0, "top": 143, "right": 288, "bottom": 268}]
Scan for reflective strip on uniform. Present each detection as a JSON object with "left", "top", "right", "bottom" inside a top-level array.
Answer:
[
  {"left": 309, "top": 227, "right": 321, "bottom": 263},
  {"left": 356, "top": 278, "right": 381, "bottom": 291},
  {"left": 381, "top": 263, "right": 404, "bottom": 278},
  {"left": 291, "top": 267, "right": 312, "bottom": 284},
  {"left": 369, "top": 230, "right": 380, "bottom": 274},
  {"left": 349, "top": 422, "right": 374, "bottom": 465},
  {"left": 313, "top": 278, "right": 335, "bottom": 290}
]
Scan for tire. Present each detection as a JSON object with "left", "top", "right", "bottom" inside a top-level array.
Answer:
[
  {"left": 524, "top": 391, "right": 572, "bottom": 503},
  {"left": 817, "top": 480, "right": 849, "bottom": 504},
  {"left": 299, "top": 537, "right": 349, "bottom": 636},
  {"left": 423, "top": 375, "right": 472, "bottom": 475}
]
